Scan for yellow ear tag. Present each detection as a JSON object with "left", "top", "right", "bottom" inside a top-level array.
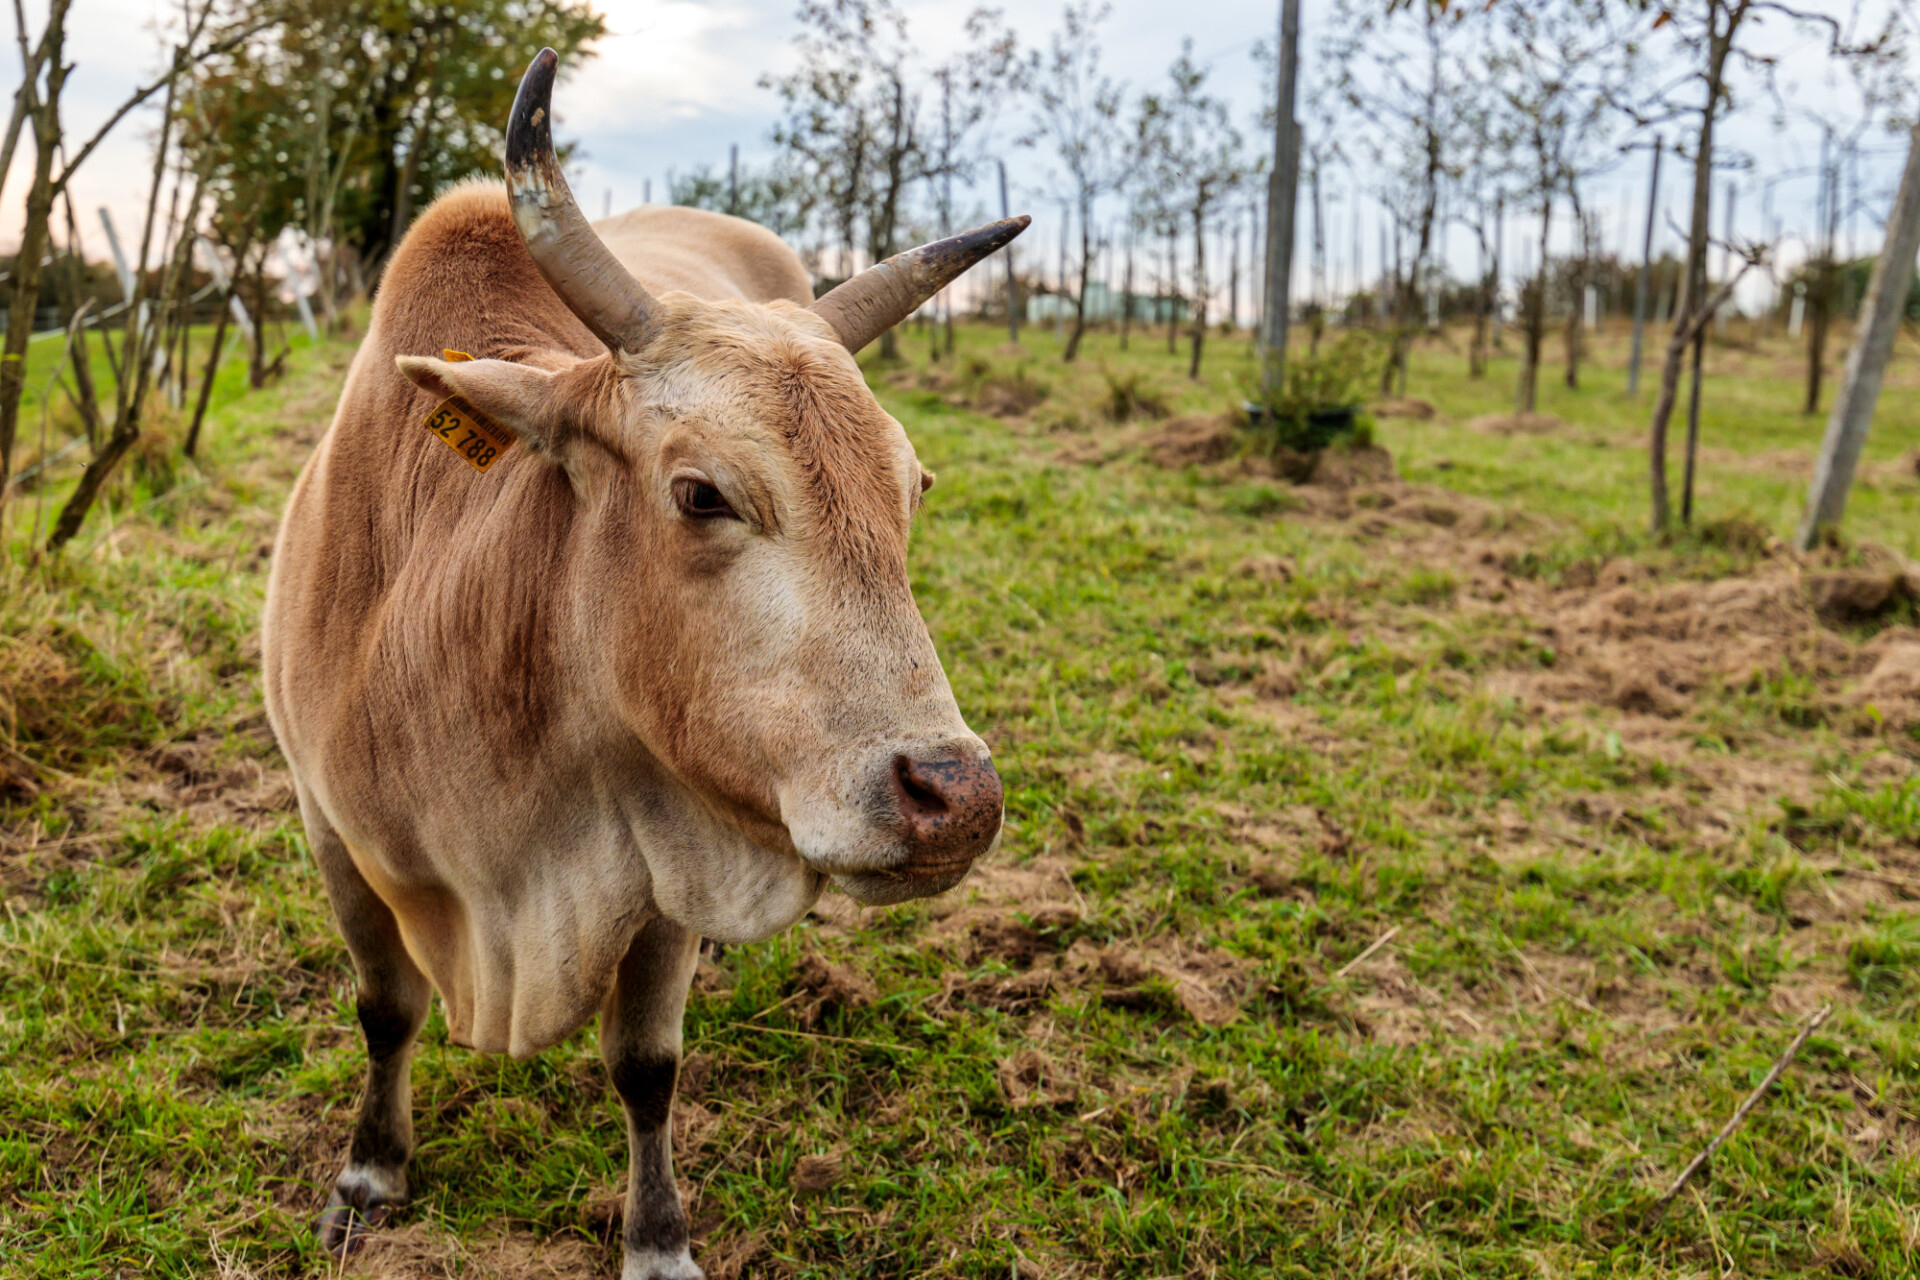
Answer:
[{"left": 421, "top": 350, "right": 514, "bottom": 472}]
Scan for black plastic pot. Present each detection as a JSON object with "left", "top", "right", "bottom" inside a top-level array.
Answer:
[{"left": 1304, "top": 406, "right": 1357, "bottom": 448}]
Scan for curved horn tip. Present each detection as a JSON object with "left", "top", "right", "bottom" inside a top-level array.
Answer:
[
  {"left": 500, "top": 44, "right": 660, "bottom": 354},
  {"left": 980, "top": 214, "right": 1030, "bottom": 248},
  {"left": 506, "top": 49, "right": 561, "bottom": 172}
]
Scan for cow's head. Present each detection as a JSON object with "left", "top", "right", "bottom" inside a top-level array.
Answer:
[{"left": 396, "top": 50, "right": 1023, "bottom": 927}]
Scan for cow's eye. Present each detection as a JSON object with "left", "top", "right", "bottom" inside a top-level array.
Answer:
[{"left": 673, "top": 477, "right": 738, "bottom": 521}]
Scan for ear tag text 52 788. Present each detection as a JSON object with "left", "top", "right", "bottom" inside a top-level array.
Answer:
[{"left": 420, "top": 350, "right": 514, "bottom": 473}]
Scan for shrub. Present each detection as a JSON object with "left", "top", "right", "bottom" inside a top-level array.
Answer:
[
  {"left": 1100, "top": 368, "right": 1170, "bottom": 422},
  {"left": 1244, "top": 331, "right": 1385, "bottom": 454},
  {"left": 958, "top": 356, "right": 1048, "bottom": 417}
]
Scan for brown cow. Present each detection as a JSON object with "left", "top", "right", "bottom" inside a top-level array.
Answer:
[{"left": 261, "top": 49, "right": 1024, "bottom": 1279}]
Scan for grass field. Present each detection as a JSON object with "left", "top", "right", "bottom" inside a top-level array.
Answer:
[{"left": 4, "top": 310, "right": 1920, "bottom": 1278}]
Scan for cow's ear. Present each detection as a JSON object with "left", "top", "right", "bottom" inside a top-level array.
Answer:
[{"left": 395, "top": 355, "right": 574, "bottom": 454}]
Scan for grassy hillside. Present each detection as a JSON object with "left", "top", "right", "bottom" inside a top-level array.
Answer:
[{"left": 2, "top": 315, "right": 1919, "bottom": 1278}]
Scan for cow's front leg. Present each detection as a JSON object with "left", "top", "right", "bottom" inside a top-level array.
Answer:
[
  {"left": 602, "top": 914, "right": 704, "bottom": 1280},
  {"left": 305, "top": 806, "right": 432, "bottom": 1256}
]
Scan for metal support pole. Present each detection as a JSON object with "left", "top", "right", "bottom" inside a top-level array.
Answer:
[
  {"left": 1259, "top": 0, "right": 1301, "bottom": 395},
  {"left": 1798, "top": 121, "right": 1920, "bottom": 547}
]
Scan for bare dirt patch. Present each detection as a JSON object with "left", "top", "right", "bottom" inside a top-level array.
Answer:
[
  {"left": 1141, "top": 414, "right": 1236, "bottom": 467},
  {"left": 1373, "top": 397, "right": 1436, "bottom": 420},
  {"left": 1470, "top": 412, "right": 1564, "bottom": 435}
]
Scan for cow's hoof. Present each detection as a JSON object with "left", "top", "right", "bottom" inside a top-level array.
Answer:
[
  {"left": 317, "top": 1165, "right": 407, "bottom": 1257},
  {"left": 622, "top": 1245, "right": 705, "bottom": 1280}
]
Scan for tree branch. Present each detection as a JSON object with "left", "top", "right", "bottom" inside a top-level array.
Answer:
[{"left": 53, "top": 16, "right": 265, "bottom": 191}]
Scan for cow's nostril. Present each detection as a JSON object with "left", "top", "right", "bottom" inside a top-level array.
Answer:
[
  {"left": 889, "top": 752, "right": 1003, "bottom": 866},
  {"left": 894, "top": 755, "right": 951, "bottom": 815}
]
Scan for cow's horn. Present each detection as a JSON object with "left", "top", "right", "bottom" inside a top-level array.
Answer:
[
  {"left": 505, "top": 48, "right": 659, "bottom": 353},
  {"left": 810, "top": 217, "right": 1031, "bottom": 354}
]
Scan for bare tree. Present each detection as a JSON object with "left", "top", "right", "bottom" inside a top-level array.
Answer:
[
  {"left": 1, "top": 0, "right": 246, "bottom": 527},
  {"left": 1487, "top": 0, "right": 1625, "bottom": 414},
  {"left": 1636, "top": 0, "right": 1887, "bottom": 530},
  {"left": 49, "top": 50, "right": 197, "bottom": 547},
  {"left": 1021, "top": 1, "right": 1127, "bottom": 362},
  {"left": 1447, "top": 93, "right": 1510, "bottom": 379},
  {"left": 1328, "top": 0, "right": 1482, "bottom": 397},
  {"left": 766, "top": 1, "right": 1011, "bottom": 362},
  {"left": 1136, "top": 40, "right": 1245, "bottom": 380}
]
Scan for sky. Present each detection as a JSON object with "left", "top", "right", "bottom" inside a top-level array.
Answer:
[{"left": 2, "top": 0, "right": 1909, "bottom": 316}]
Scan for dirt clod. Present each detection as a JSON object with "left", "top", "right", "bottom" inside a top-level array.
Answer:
[
  {"left": 997, "top": 1049, "right": 1078, "bottom": 1110},
  {"left": 790, "top": 953, "right": 876, "bottom": 1028},
  {"left": 969, "top": 908, "right": 1079, "bottom": 966},
  {"left": 1856, "top": 639, "right": 1920, "bottom": 723},
  {"left": 1252, "top": 657, "right": 1299, "bottom": 700},
  {"left": 793, "top": 1151, "right": 844, "bottom": 1194}
]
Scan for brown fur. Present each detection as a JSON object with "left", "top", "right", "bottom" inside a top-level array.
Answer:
[{"left": 263, "top": 183, "right": 994, "bottom": 1058}]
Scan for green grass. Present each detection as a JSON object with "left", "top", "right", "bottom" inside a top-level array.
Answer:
[{"left": 3, "top": 314, "right": 1919, "bottom": 1278}]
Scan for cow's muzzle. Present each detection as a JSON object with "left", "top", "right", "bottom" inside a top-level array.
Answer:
[
  {"left": 818, "top": 746, "right": 1002, "bottom": 906},
  {"left": 890, "top": 752, "right": 1003, "bottom": 869}
]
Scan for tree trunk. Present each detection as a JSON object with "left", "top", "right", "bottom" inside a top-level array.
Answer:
[
  {"left": 1563, "top": 292, "right": 1582, "bottom": 389},
  {"left": 184, "top": 288, "right": 233, "bottom": 458},
  {"left": 249, "top": 264, "right": 270, "bottom": 388},
  {"left": 1563, "top": 197, "right": 1587, "bottom": 389},
  {"left": 1651, "top": 2, "right": 1733, "bottom": 532},
  {"left": 1188, "top": 204, "right": 1208, "bottom": 380},
  {"left": 1805, "top": 261, "right": 1833, "bottom": 415},
  {"left": 1119, "top": 230, "right": 1134, "bottom": 351},
  {"left": 1166, "top": 227, "right": 1179, "bottom": 354},
  {"left": 1517, "top": 197, "right": 1551, "bottom": 415},
  {"left": 1797, "top": 120, "right": 1920, "bottom": 548},
  {"left": 1629, "top": 139, "right": 1663, "bottom": 396},
  {"left": 0, "top": 16, "right": 69, "bottom": 523},
  {"left": 1064, "top": 197, "right": 1091, "bottom": 362},
  {"left": 1378, "top": 223, "right": 1401, "bottom": 395}
]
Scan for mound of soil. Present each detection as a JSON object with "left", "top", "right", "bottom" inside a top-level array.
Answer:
[
  {"left": 1143, "top": 414, "right": 1236, "bottom": 467},
  {"left": 974, "top": 380, "right": 1047, "bottom": 417},
  {"left": 1856, "top": 638, "right": 1920, "bottom": 724},
  {"left": 1372, "top": 397, "right": 1436, "bottom": 420},
  {"left": 1533, "top": 572, "right": 1858, "bottom": 719},
  {"left": 1470, "top": 412, "right": 1563, "bottom": 435},
  {"left": 1805, "top": 571, "right": 1915, "bottom": 625}
]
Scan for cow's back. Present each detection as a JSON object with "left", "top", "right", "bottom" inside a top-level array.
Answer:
[{"left": 591, "top": 204, "right": 815, "bottom": 305}]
